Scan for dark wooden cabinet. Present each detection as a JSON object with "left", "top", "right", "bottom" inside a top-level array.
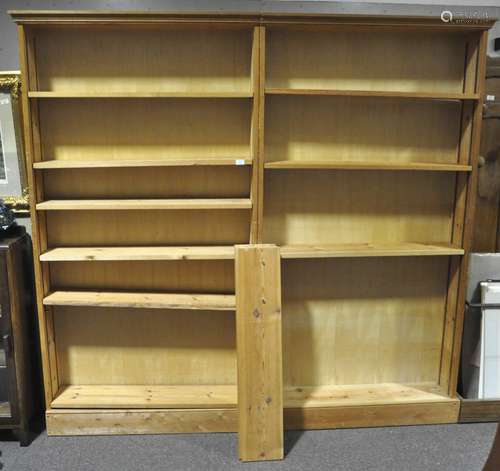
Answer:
[{"left": 0, "top": 227, "right": 37, "bottom": 445}]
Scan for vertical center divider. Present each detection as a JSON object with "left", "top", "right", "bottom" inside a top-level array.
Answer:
[
  {"left": 256, "top": 25, "right": 266, "bottom": 243},
  {"left": 249, "top": 25, "right": 261, "bottom": 243}
]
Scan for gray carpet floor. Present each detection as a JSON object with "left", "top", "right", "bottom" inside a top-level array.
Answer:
[{"left": 0, "top": 423, "right": 496, "bottom": 470}]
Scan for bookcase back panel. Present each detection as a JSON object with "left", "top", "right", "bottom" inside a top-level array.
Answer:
[
  {"left": 265, "top": 95, "right": 462, "bottom": 163},
  {"left": 50, "top": 260, "right": 234, "bottom": 293},
  {"left": 46, "top": 210, "right": 250, "bottom": 246},
  {"left": 44, "top": 167, "right": 250, "bottom": 199},
  {"left": 266, "top": 29, "right": 466, "bottom": 93},
  {"left": 263, "top": 171, "right": 455, "bottom": 245},
  {"left": 54, "top": 307, "right": 236, "bottom": 385},
  {"left": 39, "top": 99, "right": 252, "bottom": 161},
  {"left": 282, "top": 257, "right": 449, "bottom": 386},
  {"left": 34, "top": 26, "right": 253, "bottom": 93}
]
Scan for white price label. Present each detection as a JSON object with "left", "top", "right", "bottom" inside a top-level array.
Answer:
[
  {"left": 235, "top": 159, "right": 245, "bottom": 166},
  {"left": 486, "top": 94, "right": 496, "bottom": 102}
]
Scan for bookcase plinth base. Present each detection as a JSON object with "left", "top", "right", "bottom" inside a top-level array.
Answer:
[{"left": 46, "top": 399, "right": 459, "bottom": 436}]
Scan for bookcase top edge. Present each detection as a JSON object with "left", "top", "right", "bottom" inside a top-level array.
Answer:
[{"left": 8, "top": 10, "right": 495, "bottom": 30}]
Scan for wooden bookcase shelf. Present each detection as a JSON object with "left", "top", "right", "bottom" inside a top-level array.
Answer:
[
  {"left": 36, "top": 199, "right": 253, "bottom": 211},
  {"left": 40, "top": 244, "right": 462, "bottom": 262},
  {"left": 29, "top": 91, "right": 254, "bottom": 98},
  {"left": 264, "top": 161, "right": 472, "bottom": 172},
  {"left": 11, "top": 10, "right": 491, "bottom": 455},
  {"left": 284, "top": 383, "right": 450, "bottom": 408},
  {"left": 40, "top": 246, "right": 236, "bottom": 261},
  {"left": 34, "top": 158, "right": 253, "bottom": 169},
  {"left": 52, "top": 384, "right": 238, "bottom": 409},
  {"left": 43, "top": 291, "right": 236, "bottom": 311},
  {"left": 280, "top": 242, "right": 464, "bottom": 259},
  {"left": 51, "top": 381, "right": 449, "bottom": 410},
  {"left": 265, "top": 88, "right": 480, "bottom": 101}
]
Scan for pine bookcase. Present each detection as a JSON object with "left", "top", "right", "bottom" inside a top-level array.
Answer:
[
  {"left": 12, "top": 11, "right": 261, "bottom": 437},
  {"left": 11, "top": 10, "right": 492, "bottom": 451},
  {"left": 260, "top": 19, "right": 490, "bottom": 439}
]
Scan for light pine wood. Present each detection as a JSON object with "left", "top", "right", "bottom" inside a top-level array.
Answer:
[
  {"left": 53, "top": 307, "right": 236, "bottom": 385},
  {"left": 43, "top": 167, "right": 250, "bottom": 200},
  {"left": 281, "top": 257, "right": 449, "bottom": 386},
  {"left": 32, "top": 26, "right": 253, "bottom": 93},
  {"left": 44, "top": 291, "right": 236, "bottom": 311},
  {"left": 17, "top": 25, "right": 57, "bottom": 407},
  {"left": 284, "top": 383, "right": 449, "bottom": 408},
  {"left": 45, "top": 400, "right": 458, "bottom": 436},
  {"left": 50, "top": 382, "right": 447, "bottom": 410},
  {"left": 236, "top": 245, "right": 283, "bottom": 461},
  {"left": 40, "top": 246, "right": 236, "bottom": 261},
  {"left": 45, "top": 211, "right": 250, "bottom": 246},
  {"left": 256, "top": 25, "right": 266, "bottom": 242},
  {"left": 29, "top": 91, "right": 253, "bottom": 98},
  {"left": 46, "top": 408, "right": 239, "bottom": 436},
  {"left": 439, "top": 33, "right": 485, "bottom": 395},
  {"left": 285, "top": 400, "right": 459, "bottom": 431},
  {"left": 447, "top": 31, "right": 489, "bottom": 397},
  {"left": 52, "top": 385, "right": 238, "bottom": 409},
  {"left": 33, "top": 98, "right": 61, "bottom": 402},
  {"left": 8, "top": 11, "right": 494, "bottom": 31},
  {"left": 12, "top": 11, "right": 491, "bottom": 443},
  {"left": 263, "top": 171, "right": 455, "bottom": 245},
  {"left": 38, "top": 99, "right": 252, "bottom": 161},
  {"left": 438, "top": 40, "right": 479, "bottom": 393},
  {"left": 34, "top": 158, "right": 253, "bottom": 169},
  {"left": 37, "top": 198, "right": 252, "bottom": 211},
  {"left": 34, "top": 56, "right": 62, "bottom": 400},
  {"left": 265, "top": 88, "right": 479, "bottom": 100},
  {"left": 265, "top": 95, "right": 462, "bottom": 164},
  {"left": 280, "top": 242, "right": 464, "bottom": 259},
  {"left": 249, "top": 26, "right": 261, "bottom": 242},
  {"left": 266, "top": 30, "right": 467, "bottom": 93},
  {"left": 49, "top": 260, "right": 234, "bottom": 296},
  {"left": 265, "top": 161, "right": 472, "bottom": 172}
]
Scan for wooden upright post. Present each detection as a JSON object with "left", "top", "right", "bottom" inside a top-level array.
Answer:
[{"left": 235, "top": 245, "right": 283, "bottom": 461}]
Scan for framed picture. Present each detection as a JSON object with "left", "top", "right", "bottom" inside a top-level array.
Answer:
[{"left": 0, "top": 72, "right": 28, "bottom": 215}]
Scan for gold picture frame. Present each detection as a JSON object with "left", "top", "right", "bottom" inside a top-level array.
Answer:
[{"left": 0, "top": 71, "right": 29, "bottom": 215}]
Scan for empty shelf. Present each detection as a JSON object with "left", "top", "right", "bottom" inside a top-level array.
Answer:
[
  {"left": 51, "top": 383, "right": 450, "bottom": 410},
  {"left": 284, "top": 383, "right": 451, "bottom": 409},
  {"left": 33, "top": 158, "right": 253, "bottom": 169},
  {"left": 265, "top": 160, "right": 472, "bottom": 172},
  {"left": 52, "top": 384, "right": 238, "bottom": 409},
  {"left": 36, "top": 199, "right": 252, "bottom": 210},
  {"left": 40, "top": 246, "right": 236, "bottom": 261},
  {"left": 280, "top": 243, "right": 464, "bottom": 259},
  {"left": 43, "top": 291, "right": 236, "bottom": 311},
  {"left": 29, "top": 91, "right": 253, "bottom": 98},
  {"left": 265, "top": 88, "right": 480, "bottom": 100},
  {"left": 41, "top": 243, "right": 464, "bottom": 261}
]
